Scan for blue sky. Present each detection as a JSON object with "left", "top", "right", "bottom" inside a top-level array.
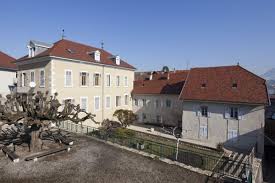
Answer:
[{"left": 0, "top": 0, "right": 275, "bottom": 74}]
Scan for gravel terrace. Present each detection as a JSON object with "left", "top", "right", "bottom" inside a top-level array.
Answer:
[{"left": 0, "top": 133, "right": 218, "bottom": 183}]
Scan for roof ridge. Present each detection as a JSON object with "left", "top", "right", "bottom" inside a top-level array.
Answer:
[{"left": 191, "top": 65, "right": 238, "bottom": 70}]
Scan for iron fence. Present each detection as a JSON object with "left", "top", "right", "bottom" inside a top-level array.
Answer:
[{"left": 58, "top": 121, "right": 250, "bottom": 179}]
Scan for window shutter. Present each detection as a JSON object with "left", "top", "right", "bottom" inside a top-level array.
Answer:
[
  {"left": 196, "top": 106, "right": 201, "bottom": 116},
  {"left": 79, "top": 72, "right": 82, "bottom": 86},
  {"left": 238, "top": 108, "right": 243, "bottom": 120},
  {"left": 224, "top": 107, "right": 230, "bottom": 119},
  {"left": 87, "top": 73, "right": 89, "bottom": 86},
  {"left": 207, "top": 111, "right": 211, "bottom": 118}
]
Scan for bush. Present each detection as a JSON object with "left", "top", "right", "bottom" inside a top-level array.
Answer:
[{"left": 216, "top": 142, "right": 224, "bottom": 152}]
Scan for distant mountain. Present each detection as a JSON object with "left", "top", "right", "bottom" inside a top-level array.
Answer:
[
  {"left": 261, "top": 68, "right": 275, "bottom": 80},
  {"left": 266, "top": 80, "right": 275, "bottom": 94}
]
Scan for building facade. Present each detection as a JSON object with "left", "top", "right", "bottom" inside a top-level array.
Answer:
[
  {"left": 132, "top": 70, "right": 188, "bottom": 127},
  {"left": 179, "top": 66, "right": 269, "bottom": 156},
  {"left": 16, "top": 39, "right": 135, "bottom": 125},
  {"left": 0, "top": 51, "right": 17, "bottom": 96}
]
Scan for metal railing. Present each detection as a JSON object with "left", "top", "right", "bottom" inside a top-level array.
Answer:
[{"left": 58, "top": 121, "right": 250, "bottom": 179}]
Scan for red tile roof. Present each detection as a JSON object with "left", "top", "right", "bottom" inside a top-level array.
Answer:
[
  {"left": 132, "top": 70, "right": 189, "bottom": 95},
  {"left": 17, "top": 39, "right": 135, "bottom": 70},
  {"left": 179, "top": 65, "right": 269, "bottom": 105},
  {"left": 0, "top": 51, "right": 17, "bottom": 70}
]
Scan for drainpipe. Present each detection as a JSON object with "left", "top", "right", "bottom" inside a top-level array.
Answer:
[{"left": 102, "top": 65, "right": 105, "bottom": 122}]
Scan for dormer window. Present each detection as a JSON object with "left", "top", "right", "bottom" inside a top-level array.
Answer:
[
  {"left": 115, "top": 55, "right": 120, "bottom": 65},
  {"left": 232, "top": 83, "right": 237, "bottom": 88},
  {"left": 66, "top": 48, "right": 74, "bottom": 54},
  {"left": 94, "top": 50, "right": 101, "bottom": 62},
  {"left": 201, "top": 83, "right": 206, "bottom": 88}
]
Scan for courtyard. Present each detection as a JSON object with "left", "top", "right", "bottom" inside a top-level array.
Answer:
[{"left": 0, "top": 133, "right": 218, "bottom": 183}]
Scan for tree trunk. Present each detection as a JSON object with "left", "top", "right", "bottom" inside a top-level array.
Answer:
[{"left": 30, "top": 130, "right": 43, "bottom": 152}]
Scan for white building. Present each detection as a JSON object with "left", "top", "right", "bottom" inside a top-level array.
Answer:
[{"left": 0, "top": 51, "right": 17, "bottom": 96}]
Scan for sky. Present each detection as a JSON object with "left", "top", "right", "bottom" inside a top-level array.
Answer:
[{"left": 0, "top": 0, "right": 275, "bottom": 75}]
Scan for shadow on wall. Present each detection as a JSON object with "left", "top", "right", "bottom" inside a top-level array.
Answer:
[
  {"left": 222, "top": 128, "right": 263, "bottom": 158},
  {"left": 133, "top": 101, "right": 182, "bottom": 128}
]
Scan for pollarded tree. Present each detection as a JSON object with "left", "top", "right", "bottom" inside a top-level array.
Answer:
[
  {"left": 0, "top": 90, "right": 96, "bottom": 152},
  {"left": 113, "top": 109, "right": 137, "bottom": 128}
]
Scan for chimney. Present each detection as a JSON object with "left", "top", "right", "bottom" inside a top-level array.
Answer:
[
  {"left": 149, "top": 72, "right": 153, "bottom": 80},
  {"left": 167, "top": 72, "right": 170, "bottom": 80}
]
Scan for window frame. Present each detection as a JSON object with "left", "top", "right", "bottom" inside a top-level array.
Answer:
[
  {"left": 80, "top": 71, "right": 88, "bottom": 87},
  {"left": 124, "top": 76, "right": 128, "bottom": 87},
  {"left": 124, "top": 94, "right": 129, "bottom": 106},
  {"left": 228, "top": 129, "right": 238, "bottom": 142},
  {"left": 106, "top": 73, "right": 111, "bottom": 87},
  {"left": 166, "top": 99, "right": 172, "bottom": 108},
  {"left": 116, "top": 96, "right": 121, "bottom": 107},
  {"left": 80, "top": 96, "right": 88, "bottom": 112},
  {"left": 30, "top": 70, "right": 35, "bottom": 83},
  {"left": 201, "top": 106, "right": 208, "bottom": 117},
  {"left": 40, "top": 69, "right": 45, "bottom": 88},
  {"left": 93, "top": 72, "right": 101, "bottom": 87},
  {"left": 230, "top": 107, "right": 239, "bottom": 120},
  {"left": 64, "top": 69, "right": 73, "bottom": 87},
  {"left": 116, "top": 75, "right": 120, "bottom": 87},
  {"left": 199, "top": 125, "right": 208, "bottom": 138},
  {"left": 94, "top": 96, "right": 100, "bottom": 112},
  {"left": 105, "top": 95, "right": 111, "bottom": 109}
]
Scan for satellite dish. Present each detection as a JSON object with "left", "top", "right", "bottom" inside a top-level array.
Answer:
[{"left": 29, "top": 82, "right": 36, "bottom": 88}]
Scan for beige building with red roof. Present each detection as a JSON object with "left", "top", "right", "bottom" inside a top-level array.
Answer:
[
  {"left": 132, "top": 70, "right": 188, "bottom": 126},
  {"left": 0, "top": 51, "right": 17, "bottom": 96},
  {"left": 180, "top": 65, "right": 268, "bottom": 156},
  {"left": 16, "top": 39, "right": 135, "bottom": 125}
]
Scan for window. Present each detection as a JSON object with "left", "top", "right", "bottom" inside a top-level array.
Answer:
[
  {"left": 201, "top": 83, "right": 206, "bottom": 88},
  {"left": 105, "top": 96, "right": 111, "bottom": 109},
  {"left": 199, "top": 125, "right": 208, "bottom": 138},
  {"left": 156, "top": 115, "right": 162, "bottom": 123},
  {"left": 155, "top": 100, "right": 160, "bottom": 108},
  {"left": 19, "top": 73, "right": 22, "bottom": 87},
  {"left": 93, "top": 73, "right": 101, "bottom": 86},
  {"left": 40, "top": 70, "right": 45, "bottom": 87},
  {"left": 116, "top": 96, "right": 121, "bottom": 107},
  {"left": 142, "top": 99, "right": 146, "bottom": 106},
  {"left": 142, "top": 113, "right": 147, "bottom": 121},
  {"left": 166, "top": 99, "right": 172, "bottom": 108},
  {"left": 134, "top": 99, "right": 138, "bottom": 106},
  {"left": 94, "top": 96, "right": 100, "bottom": 111},
  {"left": 116, "top": 75, "right": 120, "bottom": 86},
  {"left": 124, "top": 76, "right": 128, "bottom": 87},
  {"left": 228, "top": 129, "right": 238, "bottom": 141},
  {"left": 106, "top": 74, "right": 111, "bottom": 87},
  {"left": 65, "top": 70, "right": 72, "bottom": 87},
  {"left": 80, "top": 72, "right": 88, "bottom": 86},
  {"left": 201, "top": 106, "right": 208, "bottom": 117},
  {"left": 230, "top": 107, "right": 239, "bottom": 119},
  {"left": 232, "top": 83, "right": 237, "bottom": 88},
  {"left": 80, "top": 97, "right": 88, "bottom": 112},
  {"left": 30, "top": 71, "right": 35, "bottom": 82},
  {"left": 124, "top": 94, "right": 129, "bottom": 105},
  {"left": 22, "top": 73, "right": 27, "bottom": 87}
]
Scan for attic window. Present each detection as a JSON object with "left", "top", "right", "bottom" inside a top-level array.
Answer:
[
  {"left": 201, "top": 83, "right": 206, "bottom": 88},
  {"left": 94, "top": 50, "right": 101, "bottom": 62},
  {"left": 232, "top": 83, "right": 237, "bottom": 88},
  {"left": 66, "top": 49, "right": 74, "bottom": 54}
]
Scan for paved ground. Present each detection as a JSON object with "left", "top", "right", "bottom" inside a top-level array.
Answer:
[{"left": 0, "top": 134, "right": 218, "bottom": 183}]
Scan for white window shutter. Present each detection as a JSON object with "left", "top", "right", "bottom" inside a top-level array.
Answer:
[
  {"left": 197, "top": 106, "right": 201, "bottom": 116},
  {"left": 207, "top": 111, "right": 211, "bottom": 118},
  {"left": 224, "top": 107, "right": 230, "bottom": 119},
  {"left": 238, "top": 108, "right": 243, "bottom": 120}
]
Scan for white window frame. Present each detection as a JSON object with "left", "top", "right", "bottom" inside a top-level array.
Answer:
[
  {"left": 22, "top": 72, "right": 27, "bottom": 87},
  {"left": 155, "top": 99, "right": 160, "bottom": 108},
  {"left": 116, "top": 96, "right": 121, "bottom": 107},
  {"left": 116, "top": 75, "right": 120, "bottom": 87},
  {"left": 230, "top": 107, "right": 239, "bottom": 120},
  {"left": 106, "top": 73, "right": 111, "bottom": 87},
  {"left": 39, "top": 69, "right": 45, "bottom": 88},
  {"left": 134, "top": 98, "right": 138, "bottom": 106},
  {"left": 166, "top": 99, "right": 172, "bottom": 108},
  {"left": 124, "top": 76, "right": 128, "bottom": 87},
  {"left": 201, "top": 106, "right": 208, "bottom": 117},
  {"left": 94, "top": 96, "right": 100, "bottom": 112},
  {"left": 124, "top": 94, "right": 129, "bottom": 106},
  {"left": 64, "top": 69, "right": 73, "bottom": 87},
  {"left": 93, "top": 72, "right": 101, "bottom": 87},
  {"left": 199, "top": 125, "right": 208, "bottom": 138},
  {"left": 105, "top": 95, "right": 111, "bottom": 109},
  {"left": 80, "top": 71, "right": 88, "bottom": 87},
  {"left": 80, "top": 96, "right": 88, "bottom": 112},
  {"left": 30, "top": 70, "right": 35, "bottom": 83}
]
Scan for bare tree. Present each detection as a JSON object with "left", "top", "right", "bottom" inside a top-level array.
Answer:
[{"left": 0, "top": 91, "right": 96, "bottom": 152}]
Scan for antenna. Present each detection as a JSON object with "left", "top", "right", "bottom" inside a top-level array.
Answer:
[
  {"left": 101, "top": 40, "right": 104, "bottom": 50},
  {"left": 61, "top": 29, "right": 65, "bottom": 39}
]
